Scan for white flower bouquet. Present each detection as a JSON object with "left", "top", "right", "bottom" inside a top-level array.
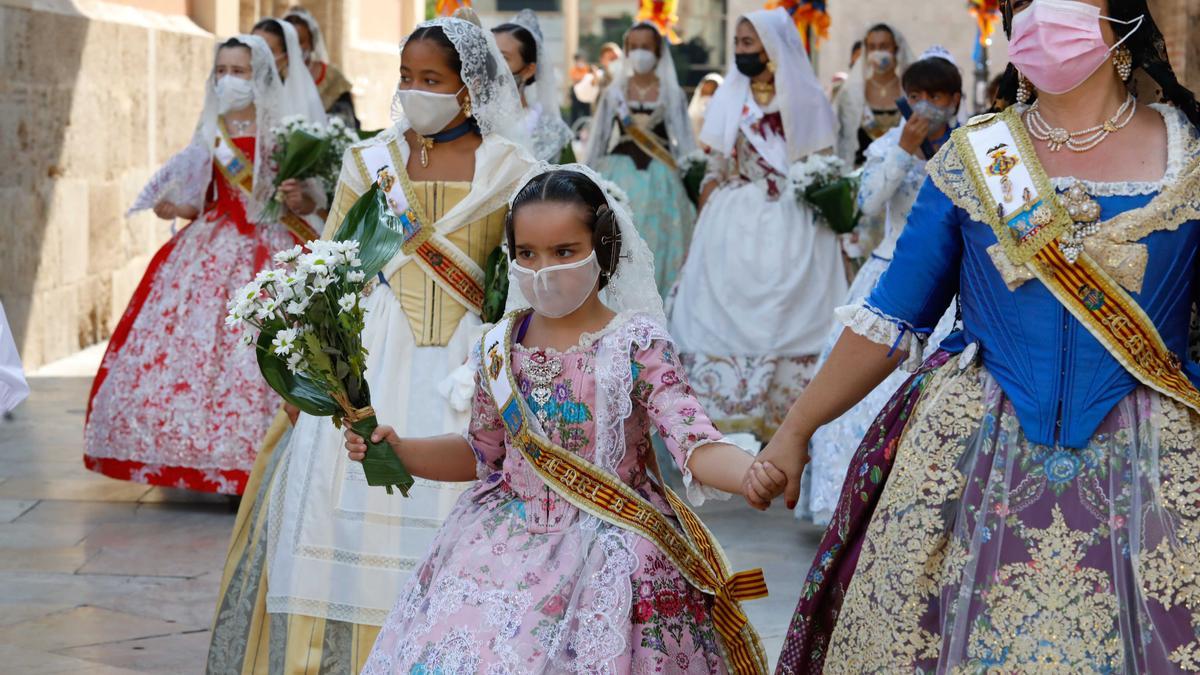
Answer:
[
  {"left": 790, "top": 154, "right": 861, "bottom": 234},
  {"left": 229, "top": 183, "right": 414, "bottom": 495},
  {"left": 257, "top": 115, "right": 361, "bottom": 224}
]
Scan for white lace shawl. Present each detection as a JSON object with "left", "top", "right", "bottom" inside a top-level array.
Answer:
[{"left": 507, "top": 9, "right": 573, "bottom": 161}]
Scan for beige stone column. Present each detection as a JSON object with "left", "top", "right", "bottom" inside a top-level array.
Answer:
[
  {"left": 190, "top": 0, "right": 240, "bottom": 35},
  {"left": 563, "top": 0, "right": 579, "bottom": 71},
  {"left": 399, "top": 0, "right": 423, "bottom": 37}
]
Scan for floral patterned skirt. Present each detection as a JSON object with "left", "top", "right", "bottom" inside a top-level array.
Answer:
[
  {"left": 362, "top": 485, "right": 729, "bottom": 674},
  {"left": 84, "top": 214, "right": 296, "bottom": 494},
  {"left": 779, "top": 354, "right": 1200, "bottom": 674}
]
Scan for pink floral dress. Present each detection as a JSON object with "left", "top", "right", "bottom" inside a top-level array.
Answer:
[{"left": 362, "top": 313, "right": 736, "bottom": 674}]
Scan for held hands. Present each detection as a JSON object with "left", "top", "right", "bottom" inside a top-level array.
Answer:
[
  {"left": 343, "top": 425, "right": 401, "bottom": 463},
  {"left": 741, "top": 460, "right": 788, "bottom": 511},
  {"left": 742, "top": 434, "right": 811, "bottom": 510},
  {"left": 279, "top": 179, "right": 317, "bottom": 216}
]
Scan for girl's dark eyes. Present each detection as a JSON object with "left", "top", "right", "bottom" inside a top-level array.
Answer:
[
  {"left": 516, "top": 250, "right": 534, "bottom": 259},
  {"left": 556, "top": 249, "right": 574, "bottom": 257}
]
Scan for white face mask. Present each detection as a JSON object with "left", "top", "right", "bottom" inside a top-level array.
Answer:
[
  {"left": 510, "top": 251, "right": 601, "bottom": 319},
  {"left": 215, "top": 75, "right": 255, "bottom": 114},
  {"left": 628, "top": 49, "right": 658, "bottom": 75},
  {"left": 396, "top": 86, "right": 466, "bottom": 136},
  {"left": 867, "top": 49, "right": 895, "bottom": 74}
]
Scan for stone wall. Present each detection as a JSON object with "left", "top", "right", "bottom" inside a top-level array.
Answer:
[
  {"left": 0, "top": 0, "right": 213, "bottom": 369},
  {"left": 0, "top": 0, "right": 406, "bottom": 370}
]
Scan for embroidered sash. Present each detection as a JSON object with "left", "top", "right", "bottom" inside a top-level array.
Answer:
[
  {"left": 619, "top": 98, "right": 678, "bottom": 171},
  {"left": 958, "top": 109, "right": 1200, "bottom": 413},
  {"left": 213, "top": 122, "right": 317, "bottom": 241},
  {"left": 213, "top": 119, "right": 255, "bottom": 197},
  {"left": 480, "top": 315, "right": 770, "bottom": 675},
  {"left": 353, "top": 139, "right": 487, "bottom": 314},
  {"left": 737, "top": 99, "right": 789, "bottom": 176}
]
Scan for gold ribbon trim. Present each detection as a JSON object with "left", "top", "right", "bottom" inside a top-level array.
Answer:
[
  {"left": 482, "top": 316, "right": 769, "bottom": 675},
  {"left": 960, "top": 109, "right": 1200, "bottom": 414}
]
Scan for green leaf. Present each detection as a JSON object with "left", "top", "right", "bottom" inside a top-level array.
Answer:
[
  {"left": 275, "top": 129, "right": 333, "bottom": 184},
  {"left": 331, "top": 183, "right": 405, "bottom": 280},
  {"left": 869, "top": 465, "right": 883, "bottom": 484},
  {"left": 255, "top": 331, "right": 340, "bottom": 416},
  {"left": 481, "top": 245, "right": 509, "bottom": 324}
]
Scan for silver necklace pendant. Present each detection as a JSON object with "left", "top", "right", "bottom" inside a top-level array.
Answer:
[{"left": 525, "top": 351, "right": 562, "bottom": 412}]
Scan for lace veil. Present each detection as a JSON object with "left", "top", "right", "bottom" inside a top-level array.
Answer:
[
  {"left": 504, "top": 162, "right": 667, "bottom": 327},
  {"left": 833, "top": 21, "right": 912, "bottom": 162},
  {"left": 700, "top": 8, "right": 837, "bottom": 163},
  {"left": 283, "top": 6, "right": 330, "bottom": 64},
  {"left": 584, "top": 22, "right": 697, "bottom": 165},
  {"left": 507, "top": 9, "right": 574, "bottom": 160},
  {"left": 392, "top": 17, "right": 527, "bottom": 144},
  {"left": 129, "top": 34, "right": 284, "bottom": 218},
  {"left": 264, "top": 18, "right": 327, "bottom": 124}
]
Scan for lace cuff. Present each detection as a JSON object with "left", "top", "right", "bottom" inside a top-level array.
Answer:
[
  {"left": 835, "top": 302, "right": 929, "bottom": 372},
  {"left": 680, "top": 437, "right": 758, "bottom": 507}
]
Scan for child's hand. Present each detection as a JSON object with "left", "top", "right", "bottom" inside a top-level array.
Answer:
[
  {"left": 343, "top": 425, "right": 400, "bottom": 462},
  {"left": 742, "top": 460, "right": 788, "bottom": 510}
]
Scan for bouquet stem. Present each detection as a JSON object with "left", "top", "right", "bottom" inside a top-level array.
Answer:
[{"left": 347, "top": 411, "right": 415, "bottom": 496}]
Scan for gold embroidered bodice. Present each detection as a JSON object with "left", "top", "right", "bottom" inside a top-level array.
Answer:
[{"left": 386, "top": 181, "right": 507, "bottom": 346}]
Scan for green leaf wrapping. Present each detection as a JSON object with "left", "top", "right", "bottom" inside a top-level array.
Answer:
[
  {"left": 332, "top": 183, "right": 406, "bottom": 280},
  {"left": 350, "top": 414, "right": 414, "bottom": 496},
  {"left": 481, "top": 245, "right": 509, "bottom": 324},
  {"left": 255, "top": 330, "right": 340, "bottom": 417},
  {"left": 805, "top": 175, "right": 861, "bottom": 235},
  {"left": 275, "top": 129, "right": 332, "bottom": 186},
  {"left": 682, "top": 161, "right": 706, "bottom": 206}
]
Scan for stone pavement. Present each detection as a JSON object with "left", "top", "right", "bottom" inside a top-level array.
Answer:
[{"left": 0, "top": 354, "right": 822, "bottom": 673}]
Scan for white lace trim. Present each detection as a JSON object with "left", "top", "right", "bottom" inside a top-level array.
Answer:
[
  {"left": 836, "top": 302, "right": 927, "bottom": 373},
  {"left": 512, "top": 310, "right": 641, "bottom": 356},
  {"left": 1036, "top": 103, "right": 1199, "bottom": 197}
]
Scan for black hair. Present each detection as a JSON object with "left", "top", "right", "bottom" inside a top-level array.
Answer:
[
  {"left": 283, "top": 15, "right": 311, "bottom": 41},
  {"left": 407, "top": 25, "right": 464, "bottom": 75},
  {"left": 864, "top": 24, "right": 896, "bottom": 46},
  {"left": 218, "top": 36, "right": 251, "bottom": 52},
  {"left": 902, "top": 57, "right": 963, "bottom": 98},
  {"left": 627, "top": 24, "right": 662, "bottom": 58},
  {"left": 851, "top": 40, "right": 863, "bottom": 57},
  {"left": 252, "top": 18, "right": 287, "bottom": 49},
  {"left": 507, "top": 171, "right": 622, "bottom": 289},
  {"left": 492, "top": 23, "right": 538, "bottom": 85},
  {"left": 995, "top": 0, "right": 1200, "bottom": 129}
]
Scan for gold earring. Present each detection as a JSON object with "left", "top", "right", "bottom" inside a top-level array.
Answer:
[
  {"left": 767, "top": 60, "right": 776, "bottom": 74},
  {"left": 1113, "top": 45, "right": 1133, "bottom": 81},
  {"left": 1016, "top": 73, "right": 1032, "bottom": 104},
  {"left": 462, "top": 97, "right": 473, "bottom": 118}
]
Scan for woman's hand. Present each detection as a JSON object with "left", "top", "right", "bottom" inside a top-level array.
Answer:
[
  {"left": 754, "top": 432, "right": 812, "bottom": 510},
  {"left": 153, "top": 200, "right": 179, "bottom": 220},
  {"left": 279, "top": 179, "right": 317, "bottom": 216},
  {"left": 898, "top": 115, "right": 931, "bottom": 157},
  {"left": 283, "top": 402, "right": 300, "bottom": 426},
  {"left": 343, "top": 424, "right": 401, "bottom": 463}
]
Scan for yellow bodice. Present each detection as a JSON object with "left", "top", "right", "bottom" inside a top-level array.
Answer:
[{"left": 387, "top": 181, "right": 507, "bottom": 346}]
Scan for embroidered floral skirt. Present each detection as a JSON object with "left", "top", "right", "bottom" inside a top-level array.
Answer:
[
  {"left": 362, "top": 484, "right": 729, "bottom": 674},
  {"left": 84, "top": 214, "right": 295, "bottom": 494},
  {"left": 779, "top": 354, "right": 1200, "bottom": 674}
]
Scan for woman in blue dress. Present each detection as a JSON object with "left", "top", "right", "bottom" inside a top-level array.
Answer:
[{"left": 750, "top": 0, "right": 1200, "bottom": 671}]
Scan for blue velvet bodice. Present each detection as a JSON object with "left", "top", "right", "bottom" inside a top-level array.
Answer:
[{"left": 867, "top": 167, "right": 1200, "bottom": 448}]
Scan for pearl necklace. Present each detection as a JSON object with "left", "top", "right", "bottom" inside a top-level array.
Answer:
[
  {"left": 1025, "top": 94, "right": 1136, "bottom": 153},
  {"left": 227, "top": 117, "right": 254, "bottom": 137}
]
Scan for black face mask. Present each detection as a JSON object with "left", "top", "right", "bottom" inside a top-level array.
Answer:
[{"left": 735, "top": 52, "right": 768, "bottom": 77}]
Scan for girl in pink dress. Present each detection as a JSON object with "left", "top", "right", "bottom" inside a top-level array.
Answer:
[{"left": 344, "top": 165, "right": 784, "bottom": 674}]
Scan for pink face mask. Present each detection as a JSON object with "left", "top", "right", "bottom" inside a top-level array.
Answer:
[{"left": 1009, "top": 0, "right": 1142, "bottom": 95}]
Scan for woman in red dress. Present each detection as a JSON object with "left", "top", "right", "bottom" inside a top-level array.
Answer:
[{"left": 84, "top": 35, "right": 316, "bottom": 495}]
